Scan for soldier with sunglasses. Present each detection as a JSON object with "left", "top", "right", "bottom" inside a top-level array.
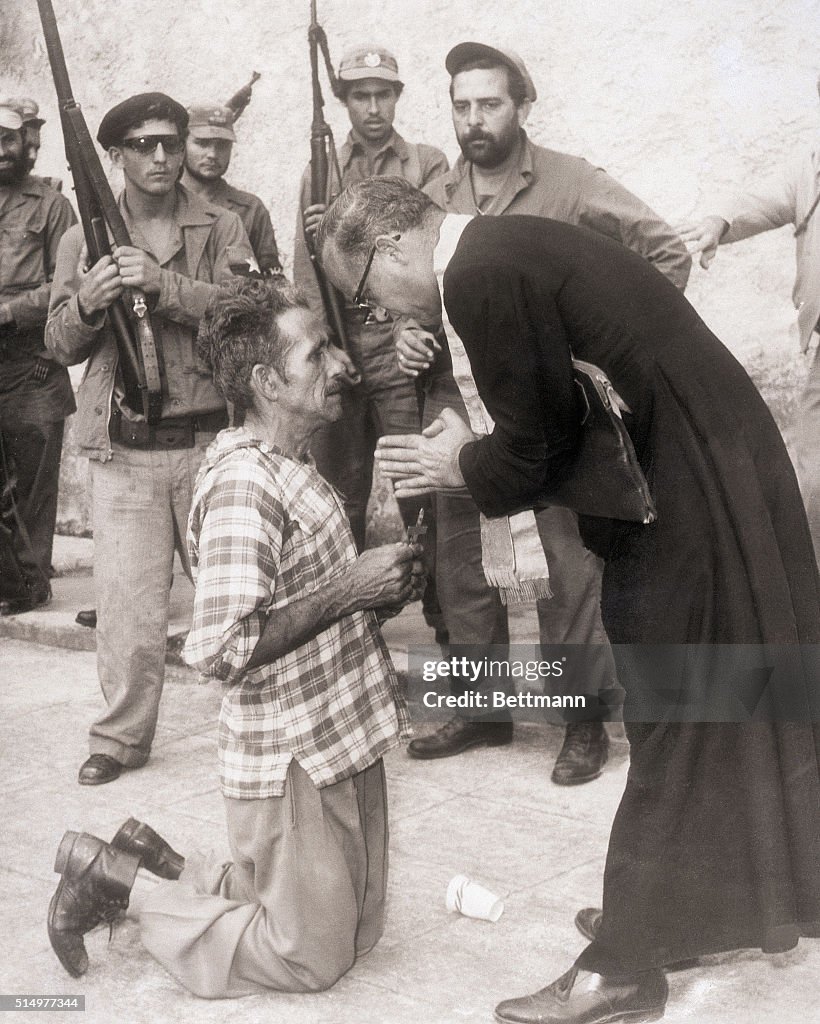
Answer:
[{"left": 45, "top": 92, "right": 253, "bottom": 787}]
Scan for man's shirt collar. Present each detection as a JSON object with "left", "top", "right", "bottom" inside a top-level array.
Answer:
[{"left": 340, "top": 128, "right": 408, "bottom": 170}]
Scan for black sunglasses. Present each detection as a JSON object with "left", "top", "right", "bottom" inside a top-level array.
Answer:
[
  {"left": 119, "top": 134, "right": 185, "bottom": 155},
  {"left": 352, "top": 233, "right": 400, "bottom": 309}
]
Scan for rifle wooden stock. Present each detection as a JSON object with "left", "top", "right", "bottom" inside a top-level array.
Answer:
[
  {"left": 89, "top": 217, "right": 145, "bottom": 415},
  {"left": 36, "top": 0, "right": 163, "bottom": 424},
  {"left": 306, "top": 0, "right": 350, "bottom": 355}
]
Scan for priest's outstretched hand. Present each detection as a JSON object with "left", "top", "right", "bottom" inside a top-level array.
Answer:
[{"left": 375, "top": 408, "right": 475, "bottom": 497}]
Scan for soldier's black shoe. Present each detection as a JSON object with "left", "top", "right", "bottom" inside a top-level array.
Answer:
[
  {"left": 111, "top": 818, "right": 185, "bottom": 880},
  {"left": 75, "top": 608, "right": 97, "bottom": 628},
  {"left": 47, "top": 831, "right": 140, "bottom": 978},
  {"left": 407, "top": 715, "right": 513, "bottom": 759},
  {"left": 551, "top": 722, "right": 609, "bottom": 785},
  {"left": 78, "top": 754, "right": 123, "bottom": 786},
  {"left": 494, "top": 965, "right": 668, "bottom": 1024}
]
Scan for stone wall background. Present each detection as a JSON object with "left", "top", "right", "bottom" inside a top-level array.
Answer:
[{"left": 2, "top": 0, "right": 818, "bottom": 535}]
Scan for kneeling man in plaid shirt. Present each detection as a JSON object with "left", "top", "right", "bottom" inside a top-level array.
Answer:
[{"left": 46, "top": 277, "right": 421, "bottom": 996}]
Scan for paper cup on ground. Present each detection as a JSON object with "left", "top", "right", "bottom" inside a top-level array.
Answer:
[{"left": 446, "top": 874, "right": 504, "bottom": 922}]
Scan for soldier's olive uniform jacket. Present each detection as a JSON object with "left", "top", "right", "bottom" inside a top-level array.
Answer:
[
  {"left": 0, "top": 175, "right": 76, "bottom": 420},
  {"left": 293, "top": 130, "right": 449, "bottom": 324},
  {"left": 425, "top": 131, "right": 691, "bottom": 290},
  {"left": 206, "top": 178, "right": 281, "bottom": 274},
  {"left": 45, "top": 185, "right": 252, "bottom": 460}
]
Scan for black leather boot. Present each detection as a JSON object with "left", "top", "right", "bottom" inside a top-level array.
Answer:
[
  {"left": 551, "top": 721, "right": 609, "bottom": 785},
  {"left": 47, "top": 831, "right": 141, "bottom": 978},
  {"left": 111, "top": 818, "right": 185, "bottom": 880}
]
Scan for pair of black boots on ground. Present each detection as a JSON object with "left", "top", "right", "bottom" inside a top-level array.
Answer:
[
  {"left": 408, "top": 716, "right": 610, "bottom": 786},
  {"left": 47, "top": 818, "right": 184, "bottom": 978}
]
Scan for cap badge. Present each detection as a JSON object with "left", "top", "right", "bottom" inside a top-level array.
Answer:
[{"left": 363, "top": 52, "right": 382, "bottom": 68}]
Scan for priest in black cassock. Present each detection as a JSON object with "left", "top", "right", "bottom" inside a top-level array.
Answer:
[{"left": 318, "top": 176, "right": 820, "bottom": 1024}]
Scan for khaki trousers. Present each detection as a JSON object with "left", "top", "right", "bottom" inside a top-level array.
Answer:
[
  {"left": 139, "top": 759, "right": 388, "bottom": 998},
  {"left": 89, "top": 438, "right": 216, "bottom": 766}
]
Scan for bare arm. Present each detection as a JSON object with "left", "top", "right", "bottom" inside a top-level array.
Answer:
[{"left": 245, "top": 543, "right": 423, "bottom": 671}]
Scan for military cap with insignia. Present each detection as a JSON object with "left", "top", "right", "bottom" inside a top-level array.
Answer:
[
  {"left": 187, "top": 103, "right": 236, "bottom": 142},
  {"left": 97, "top": 92, "right": 188, "bottom": 149},
  {"left": 338, "top": 45, "right": 404, "bottom": 87}
]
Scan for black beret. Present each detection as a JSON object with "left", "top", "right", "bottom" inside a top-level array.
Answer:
[{"left": 97, "top": 92, "right": 188, "bottom": 149}]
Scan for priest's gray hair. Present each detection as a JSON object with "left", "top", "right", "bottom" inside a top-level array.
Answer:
[{"left": 316, "top": 176, "right": 435, "bottom": 264}]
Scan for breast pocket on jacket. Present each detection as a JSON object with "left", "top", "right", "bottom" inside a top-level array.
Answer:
[{"left": 0, "top": 221, "right": 47, "bottom": 287}]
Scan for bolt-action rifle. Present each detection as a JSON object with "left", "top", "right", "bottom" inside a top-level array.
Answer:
[
  {"left": 36, "top": 0, "right": 163, "bottom": 423},
  {"left": 225, "top": 72, "right": 261, "bottom": 121},
  {"left": 305, "top": 0, "right": 349, "bottom": 353}
]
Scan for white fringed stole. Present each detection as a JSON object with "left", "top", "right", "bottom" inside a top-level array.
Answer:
[{"left": 433, "top": 216, "right": 550, "bottom": 605}]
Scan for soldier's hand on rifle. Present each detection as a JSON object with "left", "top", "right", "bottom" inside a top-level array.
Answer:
[
  {"left": 302, "top": 202, "right": 327, "bottom": 237},
  {"left": 78, "top": 255, "right": 124, "bottom": 319},
  {"left": 394, "top": 317, "right": 441, "bottom": 377},
  {"left": 112, "top": 245, "right": 162, "bottom": 294}
]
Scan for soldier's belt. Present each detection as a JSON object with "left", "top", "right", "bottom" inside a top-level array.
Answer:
[{"left": 111, "top": 409, "right": 227, "bottom": 449}]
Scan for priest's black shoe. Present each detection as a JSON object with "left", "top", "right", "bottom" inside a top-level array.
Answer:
[
  {"left": 494, "top": 965, "right": 668, "bottom": 1024},
  {"left": 551, "top": 721, "right": 609, "bottom": 785},
  {"left": 407, "top": 715, "right": 513, "bottom": 759},
  {"left": 575, "top": 907, "right": 604, "bottom": 942},
  {"left": 47, "top": 831, "right": 140, "bottom": 978},
  {"left": 111, "top": 818, "right": 185, "bottom": 880},
  {"left": 78, "top": 753, "right": 123, "bottom": 786}
]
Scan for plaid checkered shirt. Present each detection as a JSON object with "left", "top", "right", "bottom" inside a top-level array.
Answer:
[{"left": 184, "top": 428, "right": 411, "bottom": 799}]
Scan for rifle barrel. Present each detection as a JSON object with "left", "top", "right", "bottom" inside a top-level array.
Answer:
[{"left": 36, "top": 0, "right": 76, "bottom": 107}]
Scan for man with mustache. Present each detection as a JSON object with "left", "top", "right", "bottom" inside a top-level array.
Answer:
[
  {"left": 399, "top": 43, "right": 691, "bottom": 784},
  {"left": 46, "top": 277, "right": 422, "bottom": 993},
  {"left": 293, "top": 46, "right": 448, "bottom": 640},
  {"left": 181, "top": 103, "right": 281, "bottom": 276},
  {"left": 46, "top": 92, "right": 253, "bottom": 787},
  {"left": 0, "top": 101, "right": 76, "bottom": 615}
]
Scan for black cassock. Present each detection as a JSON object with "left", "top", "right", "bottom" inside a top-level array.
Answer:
[{"left": 445, "top": 215, "right": 820, "bottom": 973}]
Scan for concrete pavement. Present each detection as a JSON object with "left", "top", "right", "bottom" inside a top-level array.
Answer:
[{"left": 0, "top": 539, "right": 818, "bottom": 1023}]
